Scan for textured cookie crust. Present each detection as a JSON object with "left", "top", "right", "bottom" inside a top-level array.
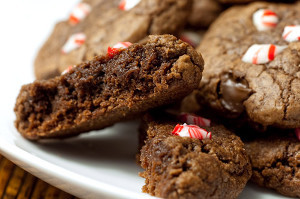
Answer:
[
  {"left": 188, "top": 0, "right": 222, "bottom": 28},
  {"left": 244, "top": 131, "right": 300, "bottom": 197},
  {"left": 197, "top": 2, "right": 300, "bottom": 129},
  {"left": 34, "top": 0, "right": 192, "bottom": 80},
  {"left": 15, "top": 35, "right": 203, "bottom": 140},
  {"left": 139, "top": 114, "right": 252, "bottom": 199}
]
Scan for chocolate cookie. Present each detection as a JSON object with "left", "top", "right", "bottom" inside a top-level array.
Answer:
[
  {"left": 139, "top": 112, "right": 252, "bottom": 199},
  {"left": 188, "top": 0, "right": 222, "bottom": 28},
  {"left": 34, "top": 0, "right": 192, "bottom": 80},
  {"left": 196, "top": 2, "right": 300, "bottom": 129},
  {"left": 242, "top": 129, "right": 300, "bottom": 197},
  {"left": 15, "top": 35, "right": 204, "bottom": 140}
]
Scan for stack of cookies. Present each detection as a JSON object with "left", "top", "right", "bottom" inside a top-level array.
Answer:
[{"left": 14, "top": 0, "right": 300, "bottom": 198}]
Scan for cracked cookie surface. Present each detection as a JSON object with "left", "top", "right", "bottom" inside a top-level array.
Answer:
[
  {"left": 243, "top": 130, "right": 300, "bottom": 197},
  {"left": 196, "top": 2, "right": 300, "bottom": 129},
  {"left": 34, "top": 0, "right": 191, "bottom": 80},
  {"left": 139, "top": 113, "right": 252, "bottom": 199}
]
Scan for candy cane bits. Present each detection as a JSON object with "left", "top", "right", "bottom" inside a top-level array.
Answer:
[
  {"left": 107, "top": 42, "right": 132, "bottom": 58},
  {"left": 178, "top": 113, "right": 211, "bottom": 127},
  {"left": 242, "top": 44, "right": 287, "bottom": 64},
  {"left": 119, "top": 0, "right": 141, "bottom": 11},
  {"left": 69, "top": 3, "right": 91, "bottom": 25},
  {"left": 61, "top": 33, "right": 86, "bottom": 54},
  {"left": 282, "top": 25, "right": 300, "bottom": 43},
  {"left": 172, "top": 123, "right": 212, "bottom": 140},
  {"left": 253, "top": 9, "right": 278, "bottom": 31},
  {"left": 61, "top": 65, "right": 76, "bottom": 75}
]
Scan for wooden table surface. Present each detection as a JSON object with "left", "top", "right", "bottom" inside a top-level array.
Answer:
[{"left": 0, "top": 154, "right": 79, "bottom": 199}]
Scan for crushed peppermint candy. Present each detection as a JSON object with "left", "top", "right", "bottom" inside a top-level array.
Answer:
[
  {"left": 69, "top": 3, "right": 91, "bottom": 25},
  {"left": 61, "top": 65, "right": 75, "bottom": 75},
  {"left": 107, "top": 42, "right": 132, "bottom": 58},
  {"left": 295, "top": 128, "right": 300, "bottom": 141},
  {"left": 242, "top": 44, "right": 287, "bottom": 64},
  {"left": 253, "top": 9, "right": 278, "bottom": 31},
  {"left": 178, "top": 113, "right": 211, "bottom": 127},
  {"left": 172, "top": 123, "right": 212, "bottom": 140},
  {"left": 61, "top": 33, "right": 86, "bottom": 54},
  {"left": 119, "top": 0, "right": 141, "bottom": 11},
  {"left": 282, "top": 25, "right": 300, "bottom": 43},
  {"left": 179, "top": 31, "right": 202, "bottom": 48}
]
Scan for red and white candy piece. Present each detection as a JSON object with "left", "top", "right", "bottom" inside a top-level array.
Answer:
[
  {"left": 295, "top": 128, "right": 300, "bottom": 141},
  {"left": 172, "top": 123, "right": 212, "bottom": 140},
  {"left": 61, "top": 65, "right": 76, "bottom": 75},
  {"left": 253, "top": 9, "right": 278, "bottom": 31},
  {"left": 112, "top": 42, "right": 132, "bottom": 49},
  {"left": 61, "top": 33, "right": 86, "bottom": 54},
  {"left": 179, "top": 31, "right": 202, "bottom": 48},
  {"left": 178, "top": 113, "right": 211, "bottom": 127},
  {"left": 69, "top": 3, "right": 91, "bottom": 25},
  {"left": 282, "top": 25, "right": 300, "bottom": 43},
  {"left": 107, "top": 42, "right": 132, "bottom": 58},
  {"left": 242, "top": 44, "right": 287, "bottom": 64},
  {"left": 119, "top": 0, "right": 141, "bottom": 11}
]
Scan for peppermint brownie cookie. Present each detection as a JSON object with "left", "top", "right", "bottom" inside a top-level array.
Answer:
[
  {"left": 34, "top": 0, "right": 192, "bottom": 80},
  {"left": 196, "top": 2, "right": 300, "bottom": 129},
  {"left": 139, "top": 112, "right": 252, "bottom": 199},
  {"left": 242, "top": 129, "right": 300, "bottom": 197},
  {"left": 15, "top": 35, "right": 204, "bottom": 140},
  {"left": 188, "top": 0, "right": 222, "bottom": 28}
]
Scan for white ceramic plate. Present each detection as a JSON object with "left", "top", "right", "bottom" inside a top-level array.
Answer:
[{"left": 0, "top": 1, "right": 295, "bottom": 199}]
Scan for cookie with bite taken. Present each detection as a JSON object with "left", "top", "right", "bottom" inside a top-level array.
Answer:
[{"left": 15, "top": 35, "right": 204, "bottom": 140}]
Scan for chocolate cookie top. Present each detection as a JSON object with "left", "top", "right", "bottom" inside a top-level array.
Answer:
[
  {"left": 243, "top": 129, "right": 300, "bottom": 197},
  {"left": 34, "top": 0, "right": 192, "bottom": 80},
  {"left": 139, "top": 112, "right": 252, "bottom": 199},
  {"left": 197, "top": 2, "right": 300, "bottom": 129},
  {"left": 15, "top": 35, "right": 203, "bottom": 140}
]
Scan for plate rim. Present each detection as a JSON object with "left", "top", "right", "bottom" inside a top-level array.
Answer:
[{"left": 0, "top": 125, "right": 153, "bottom": 199}]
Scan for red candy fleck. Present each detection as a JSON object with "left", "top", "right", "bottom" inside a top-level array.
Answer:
[
  {"left": 107, "top": 47, "right": 120, "bottom": 58},
  {"left": 282, "top": 25, "right": 300, "bottom": 42},
  {"left": 268, "top": 44, "right": 276, "bottom": 61},
  {"left": 61, "top": 65, "right": 75, "bottom": 75},
  {"left": 178, "top": 113, "right": 211, "bottom": 127},
  {"left": 119, "top": 0, "right": 140, "bottom": 11},
  {"left": 262, "top": 10, "right": 277, "bottom": 27},
  {"left": 69, "top": 15, "right": 79, "bottom": 25},
  {"left": 172, "top": 123, "right": 212, "bottom": 140},
  {"left": 262, "top": 10, "right": 277, "bottom": 17},
  {"left": 252, "top": 46, "right": 262, "bottom": 64},
  {"left": 69, "top": 3, "right": 91, "bottom": 25},
  {"left": 107, "top": 42, "right": 132, "bottom": 58},
  {"left": 119, "top": 0, "right": 126, "bottom": 10}
]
